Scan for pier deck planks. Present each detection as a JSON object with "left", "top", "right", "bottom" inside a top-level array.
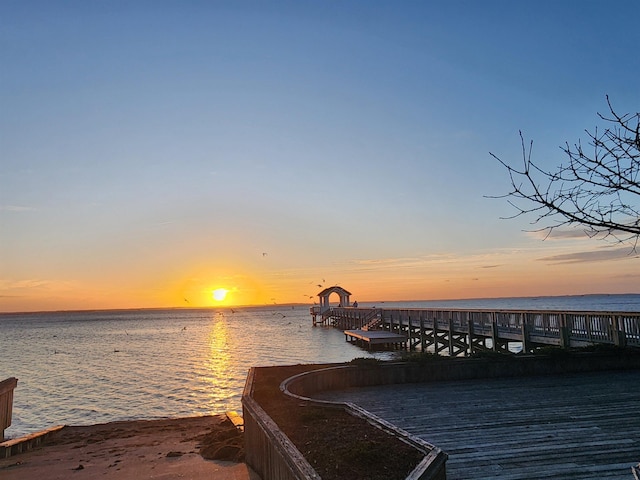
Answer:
[
  {"left": 317, "top": 369, "right": 640, "bottom": 479},
  {"left": 344, "top": 329, "right": 407, "bottom": 345}
]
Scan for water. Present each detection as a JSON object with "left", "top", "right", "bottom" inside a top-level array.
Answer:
[
  {"left": 1, "top": 294, "right": 639, "bottom": 439},
  {"left": 1, "top": 305, "right": 386, "bottom": 439}
]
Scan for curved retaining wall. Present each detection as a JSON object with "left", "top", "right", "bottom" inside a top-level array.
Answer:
[
  {"left": 280, "top": 368, "right": 447, "bottom": 480},
  {"left": 282, "top": 352, "right": 640, "bottom": 399},
  {"left": 242, "top": 365, "right": 447, "bottom": 480}
]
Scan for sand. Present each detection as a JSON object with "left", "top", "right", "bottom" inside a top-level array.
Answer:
[{"left": 0, "top": 415, "right": 260, "bottom": 480}]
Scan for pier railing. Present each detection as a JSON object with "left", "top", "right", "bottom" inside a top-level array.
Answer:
[
  {"left": 315, "top": 307, "right": 640, "bottom": 354},
  {"left": 0, "top": 378, "right": 17, "bottom": 441}
]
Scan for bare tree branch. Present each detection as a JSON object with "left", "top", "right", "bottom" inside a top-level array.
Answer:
[{"left": 488, "top": 98, "right": 640, "bottom": 248}]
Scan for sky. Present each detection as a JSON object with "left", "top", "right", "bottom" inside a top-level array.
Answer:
[{"left": 1, "top": 1, "right": 639, "bottom": 312}]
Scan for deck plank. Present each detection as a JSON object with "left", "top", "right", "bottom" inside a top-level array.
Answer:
[
  {"left": 344, "top": 329, "right": 407, "bottom": 345},
  {"left": 317, "top": 370, "right": 640, "bottom": 480}
]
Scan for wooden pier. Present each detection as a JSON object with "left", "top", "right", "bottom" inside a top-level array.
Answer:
[{"left": 311, "top": 306, "right": 640, "bottom": 354}]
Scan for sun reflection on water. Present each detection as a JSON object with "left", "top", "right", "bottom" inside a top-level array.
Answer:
[
  {"left": 202, "top": 315, "right": 234, "bottom": 405},
  {"left": 2, "top": 306, "right": 376, "bottom": 437}
]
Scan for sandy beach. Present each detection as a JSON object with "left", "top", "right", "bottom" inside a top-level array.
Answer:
[{"left": 0, "top": 415, "right": 260, "bottom": 480}]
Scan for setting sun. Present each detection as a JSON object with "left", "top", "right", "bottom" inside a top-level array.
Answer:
[{"left": 212, "top": 288, "right": 229, "bottom": 302}]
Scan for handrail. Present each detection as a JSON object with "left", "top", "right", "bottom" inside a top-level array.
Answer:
[
  {"left": 321, "top": 307, "right": 640, "bottom": 351},
  {"left": 361, "top": 309, "right": 382, "bottom": 330}
]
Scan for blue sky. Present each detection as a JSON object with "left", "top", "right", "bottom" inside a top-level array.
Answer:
[{"left": 1, "top": 1, "right": 639, "bottom": 311}]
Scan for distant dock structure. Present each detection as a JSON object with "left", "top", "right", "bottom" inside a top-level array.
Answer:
[
  {"left": 313, "top": 286, "right": 353, "bottom": 314},
  {"left": 310, "top": 287, "right": 640, "bottom": 354}
]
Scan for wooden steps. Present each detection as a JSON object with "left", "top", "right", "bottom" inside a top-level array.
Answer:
[
  {"left": 0, "top": 425, "right": 65, "bottom": 458},
  {"left": 226, "top": 410, "right": 244, "bottom": 432}
]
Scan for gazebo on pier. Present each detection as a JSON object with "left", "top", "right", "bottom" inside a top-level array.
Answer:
[{"left": 317, "top": 286, "right": 352, "bottom": 312}]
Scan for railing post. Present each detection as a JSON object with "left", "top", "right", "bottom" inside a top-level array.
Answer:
[
  {"left": 521, "top": 313, "right": 530, "bottom": 353},
  {"left": 613, "top": 315, "right": 627, "bottom": 348},
  {"left": 559, "top": 314, "right": 570, "bottom": 348},
  {"left": 448, "top": 316, "right": 455, "bottom": 357},
  {"left": 491, "top": 312, "right": 499, "bottom": 352},
  {"left": 433, "top": 313, "right": 439, "bottom": 355},
  {"left": 467, "top": 315, "right": 475, "bottom": 356},
  {"left": 1, "top": 377, "right": 18, "bottom": 441},
  {"left": 408, "top": 313, "right": 415, "bottom": 351}
]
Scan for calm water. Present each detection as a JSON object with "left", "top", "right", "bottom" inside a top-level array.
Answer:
[{"left": 2, "top": 294, "right": 639, "bottom": 439}]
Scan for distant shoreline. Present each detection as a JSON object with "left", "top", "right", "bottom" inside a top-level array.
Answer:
[{"left": 2, "top": 292, "right": 640, "bottom": 315}]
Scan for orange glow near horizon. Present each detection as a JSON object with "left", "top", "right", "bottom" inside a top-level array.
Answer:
[{"left": 1, "top": 242, "right": 638, "bottom": 313}]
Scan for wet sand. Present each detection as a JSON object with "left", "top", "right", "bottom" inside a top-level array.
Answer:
[{"left": 0, "top": 415, "right": 260, "bottom": 480}]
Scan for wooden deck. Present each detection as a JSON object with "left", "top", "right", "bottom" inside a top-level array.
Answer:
[{"left": 316, "top": 369, "right": 640, "bottom": 479}]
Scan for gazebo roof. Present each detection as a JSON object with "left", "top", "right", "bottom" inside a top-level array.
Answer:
[{"left": 317, "top": 286, "right": 352, "bottom": 297}]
